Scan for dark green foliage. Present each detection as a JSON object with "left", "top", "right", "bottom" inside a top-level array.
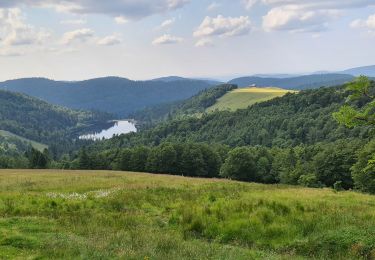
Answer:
[
  {"left": 334, "top": 76, "right": 375, "bottom": 127},
  {"left": 0, "top": 89, "right": 110, "bottom": 158},
  {"left": 351, "top": 139, "right": 375, "bottom": 194},
  {"left": 77, "top": 147, "right": 92, "bottom": 170},
  {"left": 313, "top": 140, "right": 361, "bottom": 189},
  {"left": 220, "top": 147, "right": 259, "bottom": 182},
  {"left": 99, "top": 85, "right": 370, "bottom": 150},
  {"left": 26, "top": 148, "right": 50, "bottom": 169}
]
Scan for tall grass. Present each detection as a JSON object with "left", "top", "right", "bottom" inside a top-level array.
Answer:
[{"left": 0, "top": 170, "right": 374, "bottom": 259}]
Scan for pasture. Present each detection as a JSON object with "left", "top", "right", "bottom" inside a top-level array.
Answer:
[{"left": 206, "top": 87, "right": 297, "bottom": 112}]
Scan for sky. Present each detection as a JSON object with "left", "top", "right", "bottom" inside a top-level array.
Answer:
[{"left": 0, "top": 0, "right": 375, "bottom": 81}]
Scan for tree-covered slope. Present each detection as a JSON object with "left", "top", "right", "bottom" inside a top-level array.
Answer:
[
  {"left": 131, "top": 84, "right": 238, "bottom": 124},
  {"left": 0, "top": 77, "right": 214, "bottom": 116},
  {"left": 0, "top": 89, "right": 109, "bottom": 147},
  {"left": 229, "top": 73, "right": 354, "bottom": 90},
  {"left": 98, "top": 84, "right": 371, "bottom": 149}
]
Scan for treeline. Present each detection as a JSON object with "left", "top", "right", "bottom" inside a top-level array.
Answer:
[
  {"left": 63, "top": 139, "right": 374, "bottom": 193},
  {"left": 131, "top": 84, "right": 238, "bottom": 126}
]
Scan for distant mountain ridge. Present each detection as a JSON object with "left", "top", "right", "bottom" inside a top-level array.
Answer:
[
  {"left": 1, "top": 65, "right": 374, "bottom": 117},
  {"left": 228, "top": 74, "right": 354, "bottom": 90},
  {"left": 340, "top": 65, "right": 375, "bottom": 77},
  {"left": 0, "top": 77, "right": 214, "bottom": 117}
]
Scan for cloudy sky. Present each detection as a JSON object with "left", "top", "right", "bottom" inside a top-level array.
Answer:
[{"left": 0, "top": 0, "right": 375, "bottom": 81}]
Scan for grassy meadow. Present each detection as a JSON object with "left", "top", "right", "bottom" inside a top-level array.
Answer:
[
  {"left": 206, "top": 87, "right": 297, "bottom": 112},
  {"left": 0, "top": 169, "right": 374, "bottom": 259}
]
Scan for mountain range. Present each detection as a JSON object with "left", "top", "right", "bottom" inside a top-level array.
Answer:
[{"left": 0, "top": 65, "right": 374, "bottom": 117}]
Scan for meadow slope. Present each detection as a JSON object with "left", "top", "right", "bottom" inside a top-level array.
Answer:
[
  {"left": 0, "top": 170, "right": 374, "bottom": 259},
  {"left": 206, "top": 87, "right": 297, "bottom": 112}
]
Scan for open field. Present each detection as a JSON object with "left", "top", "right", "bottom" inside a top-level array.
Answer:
[
  {"left": 0, "top": 130, "right": 48, "bottom": 151},
  {"left": 206, "top": 87, "right": 297, "bottom": 112},
  {"left": 0, "top": 169, "right": 374, "bottom": 259}
]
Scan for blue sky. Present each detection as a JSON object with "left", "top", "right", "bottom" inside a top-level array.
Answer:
[{"left": 0, "top": 0, "right": 375, "bottom": 81}]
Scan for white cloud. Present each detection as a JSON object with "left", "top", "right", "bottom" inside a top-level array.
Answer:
[
  {"left": 159, "top": 18, "right": 175, "bottom": 29},
  {"left": 195, "top": 38, "right": 214, "bottom": 47},
  {"left": 194, "top": 15, "right": 251, "bottom": 38},
  {"left": 246, "top": 0, "right": 374, "bottom": 10},
  {"left": 243, "top": 0, "right": 258, "bottom": 10},
  {"left": 152, "top": 34, "right": 183, "bottom": 45},
  {"left": 207, "top": 2, "right": 221, "bottom": 11},
  {"left": 60, "top": 19, "right": 86, "bottom": 25},
  {"left": 262, "top": 6, "right": 341, "bottom": 33},
  {"left": 245, "top": 0, "right": 374, "bottom": 33},
  {"left": 115, "top": 16, "right": 128, "bottom": 24},
  {"left": 97, "top": 35, "right": 122, "bottom": 46},
  {"left": 62, "top": 28, "right": 94, "bottom": 44},
  {"left": 350, "top": 14, "right": 375, "bottom": 31},
  {"left": 0, "top": 8, "right": 50, "bottom": 47},
  {"left": 0, "top": 0, "right": 190, "bottom": 20}
]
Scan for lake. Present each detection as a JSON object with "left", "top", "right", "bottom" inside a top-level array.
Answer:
[{"left": 79, "top": 120, "right": 137, "bottom": 140}]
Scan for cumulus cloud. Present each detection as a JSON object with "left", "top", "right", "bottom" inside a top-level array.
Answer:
[
  {"left": 194, "top": 15, "right": 251, "bottom": 38},
  {"left": 245, "top": 0, "right": 374, "bottom": 33},
  {"left": 350, "top": 14, "right": 375, "bottom": 31},
  {"left": 0, "top": 0, "right": 190, "bottom": 20},
  {"left": 263, "top": 6, "right": 340, "bottom": 32},
  {"left": 195, "top": 38, "right": 214, "bottom": 47},
  {"left": 0, "top": 8, "right": 50, "bottom": 47},
  {"left": 246, "top": 0, "right": 374, "bottom": 10},
  {"left": 97, "top": 35, "right": 122, "bottom": 46},
  {"left": 207, "top": 2, "right": 221, "bottom": 11},
  {"left": 159, "top": 18, "right": 175, "bottom": 29},
  {"left": 243, "top": 0, "right": 258, "bottom": 10},
  {"left": 115, "top": 16, "right": 128, "bottom": 24},
  {"left": 152, "top": 34, "right": 183, "bottom": 45},
  {"left": 62, "top": 28, "right": 94, "bottom": 44}
]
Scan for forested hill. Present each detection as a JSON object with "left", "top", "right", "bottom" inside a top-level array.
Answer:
[
  {"left": 229, "top": 74, "right": 354, "bottom": 90},
  {"left": 0, "top": 77, "right": 214, "bottom": 116},
  {"left": 131, "top": 84, "right": 238, "bottom": 125},
  {"left": 0, "top": 90, "right": 110, "bottom": 146},
  {"left": 97, "top": 84, "right": 372, "bottom": 149}
]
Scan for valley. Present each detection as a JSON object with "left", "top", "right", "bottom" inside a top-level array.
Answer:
[{"left": 1, "top": 2, "right": 375, "bottom": 259}]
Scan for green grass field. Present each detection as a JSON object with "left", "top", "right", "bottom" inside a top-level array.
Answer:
[
  {"left": 206, "top": 87, "right": 297, "bottom": 112},
  {"left": 0, "top": 170, "right": 374, "bottom": 259},
  {"left": 0, "top": 130, "right": 48, "bottom": 151}
]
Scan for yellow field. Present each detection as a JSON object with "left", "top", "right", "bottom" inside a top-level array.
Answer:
[{"left": 207, "top": 87, "right": 297, "bottom": 112}]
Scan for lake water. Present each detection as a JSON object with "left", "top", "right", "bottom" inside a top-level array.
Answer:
[{"left": 79, "top": 120, "right": 137, "bottom": 140}]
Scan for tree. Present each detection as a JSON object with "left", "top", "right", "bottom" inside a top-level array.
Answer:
[
  {"left": 180, "top": 145, "right": 206, "bottom": 177},
  {"left": 27, "top": 148, "right": 49, "bottom": 169},
  {"left": 117, "top": 148, "right": 132, "bottom": 171},
  {"left": 220, "top": 147, "right": 259, "bottom": 182},
  {"left": 77, "top": 147, "right": 92, "bottom": 170},
  {"left": 351, "top": 140, "right": 375, "bottom": 194},
  {"left": 333, "top": 76, "right": 375, "bottom": 127},
  {"left": 313, "top": 142, "right": 357, "bottom": 189},
  {"left": 129, "top": 146, "right": 150, "bottom": 172}
]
